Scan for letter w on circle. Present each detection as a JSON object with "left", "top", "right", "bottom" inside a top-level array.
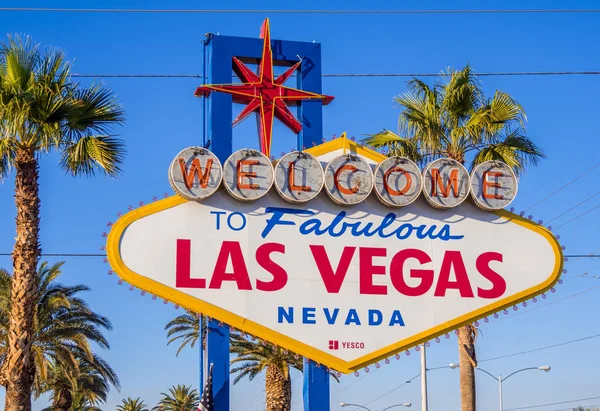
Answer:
[
  {"left": 178, "top": 158, "right": 213, "bottom": 189},
  {"left": 310, "top": 245, "right": 356, "bottom": 293},
  {"left": 431, "top": 168, "right": 459, "bottom": 197}
]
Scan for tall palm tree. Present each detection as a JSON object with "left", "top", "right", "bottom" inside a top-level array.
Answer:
[
  {"left": 38, "top": 355, "right": 119, "bottom": 411},
  {"left": 0, "top": 35, "right": 124, "bottom": 410},
  {"left": 117, "top": 397, "right": 150, "bottom": 411},
  {"left": 363, "top": 65, "right": 544, "bottom": 411},
  {"left": 0, "top": 262, "right": 117, "bottom": 409},
  {"left": 230, "top": 333, "right": 305, "bottom": 411},
  {"left": 165, "top": 313, "right": 207, "bottom": 356},
  {"left": 152, "top": 385, "right": 200, "bottom": 411}
]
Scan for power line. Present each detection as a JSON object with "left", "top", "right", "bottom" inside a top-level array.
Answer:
[
  {"left": 0, "top": 253, "right": 105, "bottom": 257},
  {"left": 494, "top": 283, "right": 600, "bottom": 321},
  {"left": 332, "top": 367, "right": 380, "bottom": 396},
  {"left": 556, "top": 203, "right": 600, "bottom": 229},
  {"left": 529, "top": 148, "right": 600, "bottom": 196},
  {"left": 67, "top": 71, "right": 600, "bottom": 79},
  {"left": 505, "top": 395, "right": 600, "bottom": 410},
  {"left": 2, "top": 8, "right": 600, "bottom": 14},
  {"left": 1, "top": 253, "right": 597, "bottom": 258},
  {"left": 524, "top": 162, "right": 600, "bottom": 212},
  {"left": 546, "top": 190, "right": 600, "bottom": 224},
  {"left": 477, "top": 332, "right": 600, "bottom": 363},
  {"left": 356, "top": 373, "right": 421, "bottom": 409}
]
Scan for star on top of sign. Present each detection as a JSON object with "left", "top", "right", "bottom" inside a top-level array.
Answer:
[{"left": 194, "top": 18, "right": 334, "bottom": 157}]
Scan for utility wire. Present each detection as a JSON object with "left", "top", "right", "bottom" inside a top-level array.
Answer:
[
  {"left": 494, "top": 284, "right": 600, "bottom": 321},
  {"left": 477, "top": 332, "right": 600, "bottom": 363},
  {"left": 0, "top": 253, "right": 597, "bottom": 258},
  {"left": 524, "top": 162, "right": 600, "bottom": 212},
  {"left": 355, "top": 373, "right": 421, "bottom": 409},
  {"left": 2, "top": 8, "right": 600, "bottom": 14},
  {"left": 505, "top": 395, "right": 600, "bottom": 410},
  {"left": 546, "top": 190, "right": 600, "bottom": 224},
  {"left": 67, "top": 71, "right": 600, "bottom": 79},
  {"left": 555, "top": 203, "right": 600, "bottom": 229},
  {"left": 529, "top": 148, "right": 600, "bottom": 196}
]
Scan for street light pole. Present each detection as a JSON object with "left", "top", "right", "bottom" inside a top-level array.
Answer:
[
  {"left": 476, "top": 366, "right": 551, "bottom": 411},
  {"left": 340, "top": 403, "right": 371, "bottom": 411},
  {"left": 420, "top": 344, "right": 428, "bottom": 411},
  {"left": 498, "top": 374, "right": 503, "bottom": 411}
]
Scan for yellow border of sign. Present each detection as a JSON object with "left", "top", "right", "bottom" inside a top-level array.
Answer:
[{"left": 106, "top": 136, "right": 563, "bottom": 374}]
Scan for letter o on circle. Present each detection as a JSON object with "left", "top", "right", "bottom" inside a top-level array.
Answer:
[
  {"left": 373, "top": 156, "right": 422, "bottom": 207},
  {"left": 324, "top": 154, "right": 374, "bottom": 205},
  {"left": 223, "top": 149, "right": 274, "bottom": 202},
  {"left": 169, "top": 147, "right": 223, "bottom": 201}
]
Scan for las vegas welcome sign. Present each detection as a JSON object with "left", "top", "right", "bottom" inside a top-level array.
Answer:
[{"left": 106, "top": 136, "right": 562, "bottom": 373}]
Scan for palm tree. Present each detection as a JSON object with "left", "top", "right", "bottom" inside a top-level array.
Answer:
[
  {"left": 117, "top": 397, "right": 150, "bottom": 411},
  {"left": 165, "top": 313, "right": 207, "bottom": 355},
  {"left": 152, "top": 385, "right": 200, "bottom": 411},
  {"left": 230, "top": 333, "right": 305, "bottom": 411},
  {"left": 38, "top": 355, "right": 119, "bottom": 411},
  {"left": 363, "top": 65, "right": 544, "bottom": 411},
  {"left": 63, "top": 392, "right": 101, "bottom": 411},
  {"left": 0, "top": 262, "right": 118, "bottom": 409},
  {"left": 0, "top": 34, "right": 124, "bottom": 411}
]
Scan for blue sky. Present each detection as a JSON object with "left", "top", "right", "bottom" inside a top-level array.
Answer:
[{"left": 1, "top": 0, "right": 600, "bottom": 410}]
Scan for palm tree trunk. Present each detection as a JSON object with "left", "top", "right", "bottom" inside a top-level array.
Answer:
[
  {"left": 53, "top": 387, "right": 72, "bottom": 411},
  {"left": 458, "top": 325, "right": 477, "bottom": 411},
  {"left": 265, "top": 364, "right": 291, "bottom": 411},
  {"left": 5, "top": 149, "right": 41, "bottom": 411}
]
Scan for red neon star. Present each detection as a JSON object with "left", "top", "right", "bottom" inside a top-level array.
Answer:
[{"left": 194, "top": 18, "right": 334, "bottom": 157}]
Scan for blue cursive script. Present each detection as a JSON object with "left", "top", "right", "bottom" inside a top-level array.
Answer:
[{"left": 261, "top": 207, "right": 463, "bottom": 241}]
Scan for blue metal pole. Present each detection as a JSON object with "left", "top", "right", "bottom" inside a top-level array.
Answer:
[
  {"left": 303, "top": 361, "right": 330, "bottom": 411},
  {"left": 199, "top": 36, "right": 207, "bottom": 395},
  {"left": 199, "top": 314, "right": 204, "bottom": 392},
  {"left": 208, "top": 319, "right": 230, "bottom": 411}
]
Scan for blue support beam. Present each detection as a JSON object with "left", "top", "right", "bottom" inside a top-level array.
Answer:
[
  {"left": 205, "top": 34, "right": 325, "bottom": 156},
  {"left": 303, "top": 361, "right": 330, "bottom": 411},
  {"left": 207, "top": 319, "right": 230, "bottom": 411}
]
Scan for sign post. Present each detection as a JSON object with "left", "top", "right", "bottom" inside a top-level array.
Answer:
[{"left": 195, "top": 19, "right": 333, "bottom": 411}]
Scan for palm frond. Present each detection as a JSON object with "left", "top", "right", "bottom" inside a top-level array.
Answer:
[
  {"left": 362, "top": 130, "right": 421, "bottom": 162},
  {"left": 59, "top": 135, "right": 125, "bottom": 176},
  {"left": 472, "top": 130, "right": 545, "bottom": 174}
]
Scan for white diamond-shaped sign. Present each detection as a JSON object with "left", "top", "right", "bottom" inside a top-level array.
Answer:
[{"left": 107, "top": 138, "right": 562, "bottom": 373}]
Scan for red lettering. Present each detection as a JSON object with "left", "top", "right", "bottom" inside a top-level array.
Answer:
[
  {"left": 476, "top": 252, "right": 506, "bottom": 298},
  {"left": 310, "top": 245, "right": 356, "bottom": 293},
  {"left": 176, "top": 239, "right": 206, "bottom": 288},
  {"left": 431, "top": 168, "right": 459, "bottom": 197},
  {"left": 483, "top": 171, "right": 504, "bottom": 199},
  {"left": 288, "top": 162, "right": 311, "bottom": 192},
  {"left": 390, "top": 249, "right": 434, "bottom": 296},
  {"left": 359, "top": 247, "right": 387, "bottom": 295},
  {"left": 434, "top": 251, "right": 474, "bottom": 297},
  {"left": 384, "top": 166, "right": 412, "bottom": 196},
  {"left": 209, "top": 241, "right": 252, "bottom": 290},
  {"left": 237, "top": 160, "right": 260, "bottom": 190},
  {"left": 178, "top": 158, "right": 213, "bottom": 189},
  {"left": 255, "top": 243, "right": 288, "bottom": 292},
  {"left": 334, "top": 164, "right": 359, "bottom": 195}
]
